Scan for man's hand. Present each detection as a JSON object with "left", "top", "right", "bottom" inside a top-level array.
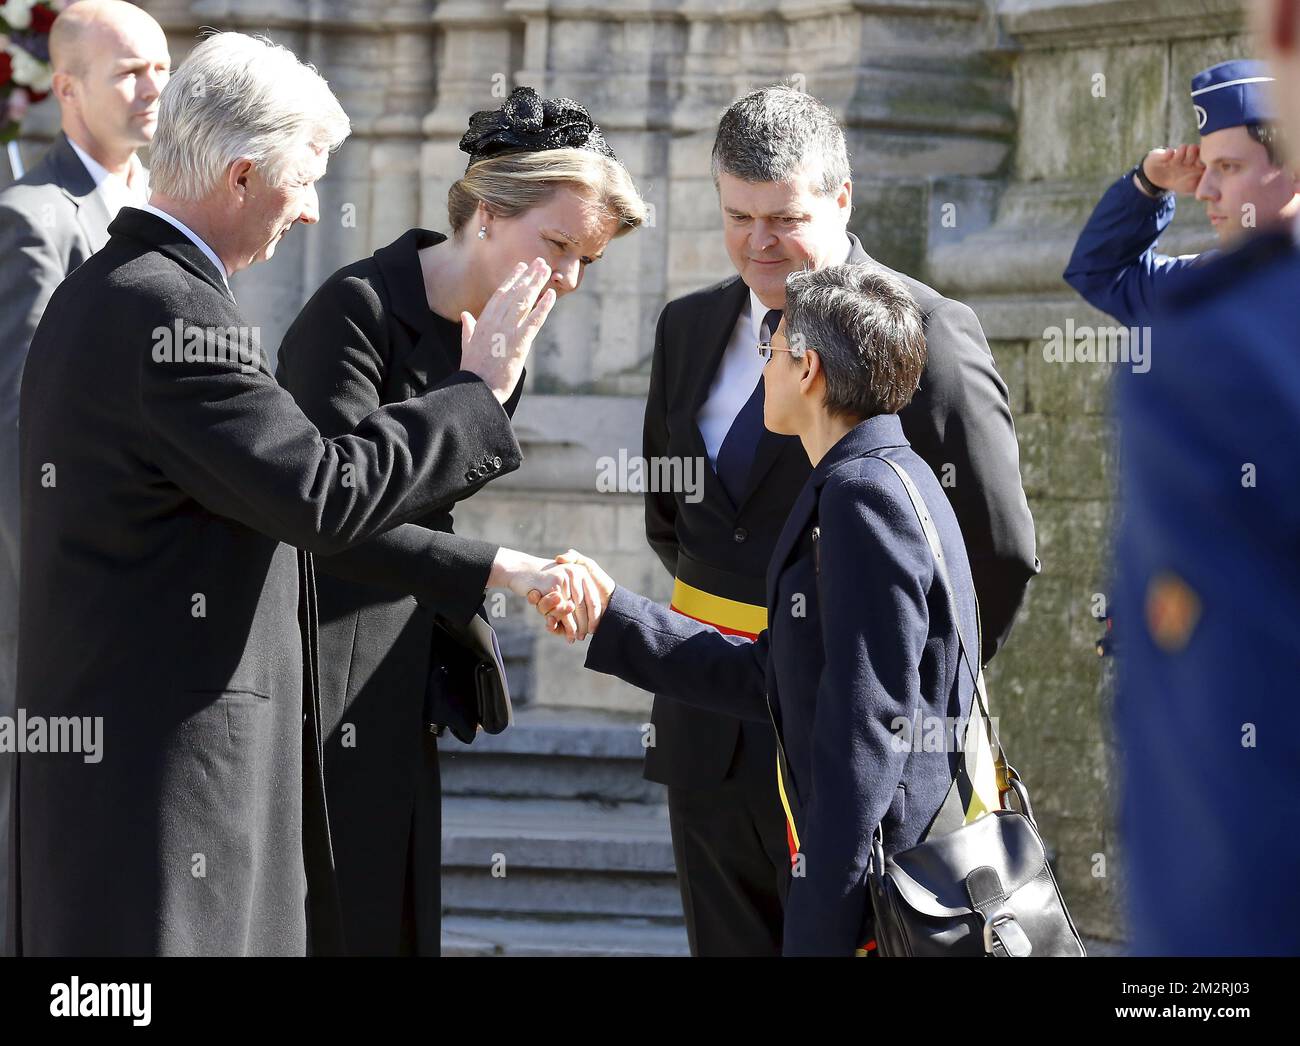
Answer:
[
  {"left": 460, "top": 258, "right": 557, "bottom": 404},
  {"left": 488, "top": 547, "right": 603, "bottom": 639},
  {"left": 527, "top": 549, "right": 615, "bottom": 644},
  {"left": 1139, "top": 145, "right": 1205, "bottom": 196}
]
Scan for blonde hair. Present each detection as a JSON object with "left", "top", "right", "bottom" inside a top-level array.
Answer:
[{"left": 448, "top": 148, "right": 648, "bottom": 239}]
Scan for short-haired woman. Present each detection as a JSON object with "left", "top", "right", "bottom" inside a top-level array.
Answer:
[
  {"left": 276, "top": 87, "right": 647, "bottom": 955},
  {"left": 546, "top": 264, "right": 982, "bottom": 956}
]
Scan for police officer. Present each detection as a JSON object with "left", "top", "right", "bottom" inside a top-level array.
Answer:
[
  {"left": 1112, "top": 4, "right": 1300, "bottom": 955},
  {"left": 1064, "top": 59, "right": 1300, "bottom": 325}
]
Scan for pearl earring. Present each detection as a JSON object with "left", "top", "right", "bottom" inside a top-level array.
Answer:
[{"left": 477, "top": 226, "right": 487, "bottom": 240}]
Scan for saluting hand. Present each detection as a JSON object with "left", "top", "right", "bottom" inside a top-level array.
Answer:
[{"left": 1140, "top": 145, "right": 1205, "bottom": 196}]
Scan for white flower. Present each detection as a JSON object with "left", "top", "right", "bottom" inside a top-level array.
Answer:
[
  {"left": 0, "top": 0, "right": 37, "bottom": 32},
  {"left": 8, "top": 44, "right": 51, "bottom": 93}
]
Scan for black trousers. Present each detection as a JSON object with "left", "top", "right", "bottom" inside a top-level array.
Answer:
[{"left": 666, "top": 718, "right": 790, "bottom": 957}]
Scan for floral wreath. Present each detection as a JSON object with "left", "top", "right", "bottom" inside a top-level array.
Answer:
[{"left": 2, "top": 0, "right": 63, "bottom": 144}]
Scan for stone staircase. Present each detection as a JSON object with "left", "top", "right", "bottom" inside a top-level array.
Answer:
[{"left": 437, "top": 706, "right": 690, "bottom": 957}]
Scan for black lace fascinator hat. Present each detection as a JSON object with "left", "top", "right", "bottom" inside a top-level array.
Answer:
[{"left": 458, "top": 86, "right": 618, "bottom": 169}]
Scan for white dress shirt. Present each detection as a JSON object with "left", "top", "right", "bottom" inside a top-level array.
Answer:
[
  {"left": 697, "top": 287, "right": 773, "bottom": 467},
  {"left": 139, "top": 202, "right": 233, "bottom": 295},
  {"left": 67, "top": 138, "right": 149, "bottom": 219},
  {"left": 696, "top": 236, "right": 853, "bottom": 466}
]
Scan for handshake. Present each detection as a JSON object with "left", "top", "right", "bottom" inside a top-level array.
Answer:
[{"left": 488, "top": 547, "right": 615, "bottom": 643}]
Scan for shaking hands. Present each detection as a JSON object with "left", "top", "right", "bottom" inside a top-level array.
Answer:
[{"left": 487, "top": 547, "right": 614, "bottom": 643}]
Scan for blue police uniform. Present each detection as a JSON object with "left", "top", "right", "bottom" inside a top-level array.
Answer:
[
  {"left": 1064, "top": 59, "right": 1276, "bottom": 324},
  {"left": 1114, "top": 225, "right": 1300, "bottom": 955}
]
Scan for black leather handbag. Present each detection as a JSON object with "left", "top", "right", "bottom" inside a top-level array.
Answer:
[
  {"left": 865, "top": 457, "right": 1086, "bottom": 958},
  {"left": 424, "top": 609, "right": 513, "bottom": 744}
]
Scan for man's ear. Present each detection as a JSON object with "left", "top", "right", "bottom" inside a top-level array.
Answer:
[
  {"left": 836, "top": 179, "right": 853, "bottom": 217},
  {"left": 226, "top": 159, "right": 255, "bottom": 201},
  {"left": 52, "top": 71, "right": 77, "bottom": 108}
]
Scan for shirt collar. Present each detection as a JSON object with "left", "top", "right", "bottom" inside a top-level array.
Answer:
[
  {"left": 139, "top": 203, "right": 231, "bottom": 288},
  {"left": 67, "top": 137, "right": 148, "bottom": 197},
  {"left": 67, "top": 138, "right": 113, "bottom": 187},
  {"left": 746, "top": 287, "right": 774, "bottom": 350}
]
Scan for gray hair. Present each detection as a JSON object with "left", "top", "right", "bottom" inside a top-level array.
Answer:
[
  {"left": 711, "top": 84, "right": 851, "bottom": 193},
  {"left": 783, "top": 263, "right": 926, "bottom": 419},
  {"left": 148, "top": 32, "right": 350, "bottom": 202}
]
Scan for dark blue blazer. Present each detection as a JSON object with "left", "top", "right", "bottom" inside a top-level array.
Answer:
[
  {"left": 1062, "top": 174, "right": 1209, "bottom": 326},
  {"left": 586, "top": 414, "right": 978, "bottom": 955}
]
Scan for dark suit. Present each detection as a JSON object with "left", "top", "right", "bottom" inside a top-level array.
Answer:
[
  {"left": 11, "top": 208, "right": 520, "bottom": 956},
  {"left": 588, "top": 414, "right": 979, "bottom": 955},
  {"left": 642, "top": 231, "right": 1038, "bottom": 954},
  {"left": 276, "top": 228, "right": 523, "bottom": 955},
  {"left": 0, "top": 134, "right": 116, "bottom": 950}
]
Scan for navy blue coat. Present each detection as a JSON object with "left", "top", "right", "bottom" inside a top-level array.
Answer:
[
  {"left": 1114, "top": 227, "right": 1300, "bottom": 956},
  {"left": 1063, "top": 174, "right": 1209, "bottom": 326},
  {"left": 585, "top": 414, "right": 978, "bottom": 955}
]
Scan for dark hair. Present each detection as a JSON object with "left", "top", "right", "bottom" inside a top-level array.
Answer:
[
  {"left": 783, "top": 263, "right": 927, "bottom": 420},
  {"left": 711, "top": 84, "right": 850, "bottom": 194},
  {"left": 1246, "top": 122, "right": 1284, "bottom": 166}
]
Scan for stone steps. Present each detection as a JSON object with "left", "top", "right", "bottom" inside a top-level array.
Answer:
[
  {"left": 438, "top": 707, "right": 688, "bottom": 956},
  {"left": 442, "top": 914, "right": 690, "bottom": 957},
  {"left": 439, "top": 704, "right": 662, "bottom": 804}
]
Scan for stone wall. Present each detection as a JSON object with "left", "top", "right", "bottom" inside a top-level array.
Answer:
[{"left": 5, "top": 0, "right": 1255, "bottom": 945}]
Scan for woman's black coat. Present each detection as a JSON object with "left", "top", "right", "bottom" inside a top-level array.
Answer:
[{"left": 277, "top": 228, "right": 523, "bottom": 955}]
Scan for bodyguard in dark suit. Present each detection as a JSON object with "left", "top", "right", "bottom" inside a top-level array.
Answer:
[
  {"left": 642, "top": 86, "right": 1037, "bottom": 955},
  {"left": 558, "top": 263, "right": 982, "bottom": 955},
  {"left": 9, "top": 33, "right": 553, "bottom": 956},
  {"left": 0, "top": 0, "right": 168, "bottom": 952}
]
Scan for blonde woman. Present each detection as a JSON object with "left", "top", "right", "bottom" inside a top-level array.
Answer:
[{"left": 276, "top": 87, "right": 647, "bottom": 955}]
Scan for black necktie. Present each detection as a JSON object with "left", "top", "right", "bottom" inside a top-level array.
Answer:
[{"left": 716, "top": 308, "right": 782, "bottom": 506}]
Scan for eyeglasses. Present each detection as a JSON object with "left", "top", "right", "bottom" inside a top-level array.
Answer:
[{"left": 757, "top": 341, "right": 807, "bottom": 363}]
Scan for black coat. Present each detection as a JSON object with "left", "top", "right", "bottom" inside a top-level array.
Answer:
[
  {"left": 11, "top": 208, "right": 521, "bottom": 956},
  {"left": 588, "top": 415, "right": 979, "bottom": 955},
  {"left": 276, "top": 228, "right": 522, "bottom": 955},
  {"left": 642, "top": 232, "right": 1038, "bottom": 788}
]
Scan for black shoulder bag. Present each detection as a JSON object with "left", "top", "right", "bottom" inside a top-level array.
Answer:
[{"left": 863, "top": 456, "right": 1086, "bottom": 957}]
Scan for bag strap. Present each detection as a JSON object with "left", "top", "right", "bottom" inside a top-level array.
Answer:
[{"left": 871, "top": 455, "right": 1011, "bottom": 837}]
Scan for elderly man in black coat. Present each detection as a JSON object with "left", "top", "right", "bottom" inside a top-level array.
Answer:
[{"left": 8, "top": 32, "right": 566, "bottom": 956}]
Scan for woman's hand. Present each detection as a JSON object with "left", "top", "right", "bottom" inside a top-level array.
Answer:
[
  {"left": 487, "top": 547, "right": 603, "bottom": 641},
  {"left": 460, "top": 258, "right": 557, "bottom": 404},
  {"left": 529, "top": 549, "right": 615, "bottom": 643}
]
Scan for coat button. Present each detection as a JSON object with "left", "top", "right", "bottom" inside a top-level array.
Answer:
[
  {"left": 493, "top": 456, "right": 502, "bottom": 469},
  {"left": 733, "top": 527, "right": 748, "bottom": 543},
  {"left": 465, "top": 470, "right": 477, "bottom": 481}
]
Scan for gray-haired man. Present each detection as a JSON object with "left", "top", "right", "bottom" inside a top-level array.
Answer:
[
  {"left": 641, "top": 85, "right": 1038, "bottom": 955},
  {"left": 10, "top": 31, "right": 560, "bottom": 956}
]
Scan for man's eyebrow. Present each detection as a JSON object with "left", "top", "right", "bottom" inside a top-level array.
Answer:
[{"left": 725, "top": 207, "right": 803, "bottom": 218}]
